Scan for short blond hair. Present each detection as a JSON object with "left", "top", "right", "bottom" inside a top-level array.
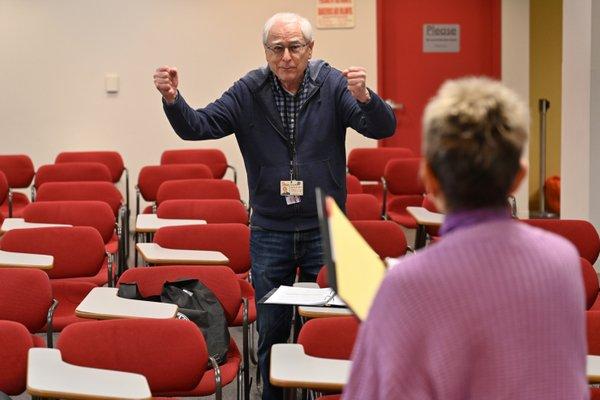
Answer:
[{"left": 422, "top": 77, "right": 529, "bottom": 210}]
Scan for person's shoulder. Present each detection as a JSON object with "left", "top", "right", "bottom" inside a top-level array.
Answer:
[
  {"left": 516, "top": 221, "right": 580, "bottom": 260},
  {"left": 238, "top": 65, "right": 271, "bottom": 91}
]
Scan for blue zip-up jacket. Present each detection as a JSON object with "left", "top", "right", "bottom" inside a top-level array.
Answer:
[{"left": 163, "top": 60, "right": 396, "bottom": 231}]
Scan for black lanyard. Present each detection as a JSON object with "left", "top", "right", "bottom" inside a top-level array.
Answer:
[{"left": 282, "top": 92, "right": 298, "bottom": 180}]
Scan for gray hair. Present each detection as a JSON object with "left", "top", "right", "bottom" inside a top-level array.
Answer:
[
  {"left": 422, "top": 77, "right": 529, "bottom": 211},
  {"left": 262, "top": 12, "right": 313, "bottom": 45}
]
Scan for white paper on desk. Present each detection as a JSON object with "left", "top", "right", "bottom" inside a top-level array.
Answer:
[{"left": 264, "top": 286, "right": 346, "bottom": 306}]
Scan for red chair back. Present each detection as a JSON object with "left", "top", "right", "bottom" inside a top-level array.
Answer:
[
  {"left": 161, "top": 149, "right": 228, "bottom": 179},
  {"left": 297, "top": 316, "right": 360, "bottom": 360},
  {"left": 0, "top": 227, "right": 106, "bottom": 279},
  {"left": 57, "top": 318, "right": 208, "bottom": 393},
  {"left": 154, "top": 224, "right": 250, "bottom": 275},
  {"left": 347, "top": 147, "right": 413, "bottom": 182},
  {"left": 0, "top": 154, "right": 35, "bottom": 188},
  {"left": 0, "top": 171, "right": 8, "bottom": 204},
  {"left": 118, "top": 265, "right": 242, "bottom": 323},
  {"left": 345, "top": 174, "right": 362, "bottom": 194},
  {"left": 346, "top": 194, "right": 381, "bottom": 221},
  {"left": 0, "top": 320, "right": 33, "bottom": 395},
  {"left": 23, "top": 201, "right": 116, "bottom": 244},
  {"left": 581, "top": 258, "right": 599, "bottom": 310},
  {"left": 384, "top": 158, "right": 425, "bottom": 195},
  {"left": 352, "top": 220, "right": 407, "bottom": 259},
  {"left": 137, "top": 164, "right": 213, "bottom": 202},
  {"left": 0, "top": 268, "right": 53, "bottom": 332},
  {"left": 55, "top": 151, "right": 125, "bottom": 183},
  {"left": 522, "top": 219, "right": 600, "bottom": 264},
  {"left": 156, "top": 179, "right": 240, "bottom": 204},
  {"left": 35, "top": 181, "right": 123, "bottom": 217},
  {"left": 157, "top": 199, "right": 248, "bottom": 224},
  {"left": 34, "top": 162, "right": 112, "bottom": 189}
]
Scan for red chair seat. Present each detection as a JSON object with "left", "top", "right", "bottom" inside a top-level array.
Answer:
[
  {"left": 387, "top": 210, "right": 417, "bottom": 229},
  {"left": 48, "top": 280, "right": 97, "bottom": 331},
  {"left": 32, "top": 334, "right": 46, "bottom": 348},
  {"left": 0, "top": 192, "right": 30, "bottom": 218}
]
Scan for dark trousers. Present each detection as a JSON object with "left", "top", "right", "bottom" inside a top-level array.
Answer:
[{"left": 250, "top": 226, "right": 323, "bottom": 400}]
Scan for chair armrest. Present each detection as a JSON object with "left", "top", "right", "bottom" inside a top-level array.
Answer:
[
  {"left": 226, "top": 164, "right": 237, "bottom": 184},
  {"left": 27, "top": 348, "right": 152, "bottom": 399},
  {"left": 270, "top": 343, "right": 351, "bottom": 391}
]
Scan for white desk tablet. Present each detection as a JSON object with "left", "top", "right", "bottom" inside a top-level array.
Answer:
[
  {"left": 27, "top": 348, "right": 152, "bottom": 400},
  {"left": 0, "top": 250, "right": 53, "bottom": 270},
  {"left": 406, "top": 206, "right": 445, "bottom": 226},
  {"left": 270, "top": 343, "right": 351, "bottom": 391},
  {"left": 588, "top": 355, "right": 600, "bottom": 383},
  {"left": 135, "top": 214, "right": 206, "bottom": 233},
  {"left": 0, "top": 218, "right": 71, "bottom": 234},
  {"left": 136, "top": 243, "right": 229, "bottom": 265},
  {"left": 76, "top": 287, "right": 178, "bottom": 320}
]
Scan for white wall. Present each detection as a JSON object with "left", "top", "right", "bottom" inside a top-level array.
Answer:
[
  {"left": 501, "top": 0, "right": 530, "bottom": 216},
  {"left": 590, "top": 1, "right": 600, "bottom": 228},
  {"left": 0, "top": 0, "right": 378, "bottom": 209},
  {"left": 561, "top": 0, "right": 592, "bottom": 221}
]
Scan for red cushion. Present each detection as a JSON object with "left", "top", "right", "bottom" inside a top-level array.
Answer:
[
  {"left": 156, "top": 179, "right": 240, "bottom": 204},
  {"left": 352, "top": 220, "right": 407, "bottom": 259},
  {"left": 0, "top": 321, "right": 33, "bottom": 395},
  {"left": 0, "top": 154, "right": 35, "bottom": 188},
  {"left": 118, "top": 265, "right": 242, "bottom": 324},
  {"left": 0, "top": 191, "right": 30, "bottom": 218},
  {"left": 34, "top": 162, "right": 112, "bottom": 189},
  {"left": 387, "top": 195, "right": 425, "bottom": 228},
  {"left": 581, "top": 258, "right": 599, "bottom": 310},
  {"left": 347, "top": 147, "right": 413, "bottom": 181},
  {"left": 55, "top": 151, "right": 125, "bottom": 183},
  {"left": 345, "top": 174, "right": 362, "bottom": 194},
  {"left": 32, "top": 334, "right": 46, "bottom": 348},
  {"left": 588, "top": 311, "right": 600, "bottom": 355},
  {"left": 157, "top": 199, "right": 248, "bottom": 224},
  {"left": 161, "top": 149, "right": 228, "bottom": 179},
  {"left": 36, "top": 181, "right": 123, "bottom": 216},
  {"left": 316, "top": 266, "right": 329, "bottom": 288},
  {"left": 384, "top": 157, "right": 425, "bottom": 195},
  {"left": 298, "top": 317, "right": 360, "bottom": 360},
  {"left": 522, "top": 219, "right": 600, "bottom": 264},
  {"left": 154, "top": 224, "right": 250, "bottom": 275},
  {"left": 23, "top": 200, "right": 116, "bottom": 244},
  {"left": 137, "top": 165, "right": 213, "bottom": 201},
  {"left": 58, "top": 319, "right": 208, "bottom": 393},
  {"left": 346, "top": 194, "right": 381, "bottom": 221},
  {"left": 48, "top": 280, "right": 97, "bottom": 331},
  {"left": 0, "top": 268, "right": 53, "bottom": 332},
  {"left": 0, "top": 226, "right": 106, "bottom": 279}
]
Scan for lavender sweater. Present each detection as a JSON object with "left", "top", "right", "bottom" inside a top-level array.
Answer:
[{"left": 343, "top": 210, "right": 588, "bottom": 399}]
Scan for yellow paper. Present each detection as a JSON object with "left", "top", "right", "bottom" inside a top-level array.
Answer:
[{"left": 328, "top": 198, "right": 386, "bottom": 320}]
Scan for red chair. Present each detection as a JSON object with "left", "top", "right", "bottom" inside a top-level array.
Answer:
[
  {"left": 161, "top": 148, "right": 237, "bottom": 183},
  {"left": 317, "top": 220, "right": 407, "bottom": 288},
  {"left": 156, "top": 178, "right": 243, "bottom": 207},
  {"left": 56, "top": 318, "right": 234, "bottom": 399},
  {"left": 22, "top": 200, "right": 120, "bottom": 257},
  {"left": 0, "top": 171, "right": 8, "bottom": 208},
  {"left": 0, "top": 320, "right": 34, "bottom": 397},
  {"left": 345, "top": 174, "right": 362, "bottom": 194},
  {"left": 347, "top": 147, "right": 412, "bottom": 203},
  {"left": 35, "top": 181, "right": 124, "bottom": 218},
  {"left": 0, "top": 268, "right": 57, "bottom": 347},
  {"left": 55, "top": 150, "right": 129, "bottom": 214},
  {"left": 136, "top": 164, "right": 213, "bottom": 214},
  {"left": 345, "top": 194, "right": 381, "bottom": 221},
  {"left": 382, "top": 158, "right": 425, "bottom": 229},
  {"left": 33, "top": 162, "right": 112, "bottom": 199},
  {"left": 118, "top": 265, "right": 249, "bottom": 399},
  {"left": 157, "top": 199, "right": 249, "bottom": 224},
  {"left": 0, "top": 154, "right": 35, "bottom": 218},
  {"left": 522, "top": 219, "right": 600, "bottom": 264},
  {"left": 0, "top": 226, "right": 111, "bottom": 330}
]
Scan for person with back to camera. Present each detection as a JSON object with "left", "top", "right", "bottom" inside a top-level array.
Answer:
[
  {"left": 343, "top": 77, "right": 588, "bottom": 399},
  {"left": 153, "top": 12, "right": 396, "bottom": 400}
]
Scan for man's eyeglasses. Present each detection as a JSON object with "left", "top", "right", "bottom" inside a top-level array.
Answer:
[{"left": 265, "top": 43, "right": 309, "bottom": 56}]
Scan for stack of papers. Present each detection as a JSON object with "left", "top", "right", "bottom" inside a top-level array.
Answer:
[{"left": 263, "top": 286, "right": 347, "bottom": 307}]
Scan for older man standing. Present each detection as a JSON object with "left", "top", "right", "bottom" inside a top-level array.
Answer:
[{"left": 154, "top": 12, "right": 395, "bottom": 400}]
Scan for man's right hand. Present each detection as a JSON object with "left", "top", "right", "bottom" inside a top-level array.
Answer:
[{"left": 154, "top": 66, "right": 179, "bottom": 104}]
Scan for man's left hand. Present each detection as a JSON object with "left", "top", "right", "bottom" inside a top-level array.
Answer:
[{"left": 343, "top": 66, "right": 371, "bottom": 103}]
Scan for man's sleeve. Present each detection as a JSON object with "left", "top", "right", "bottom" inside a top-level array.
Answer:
[
  {"left": 162, "top": 81, "right": 243, "bottom": 141},
  {"left": 338, "top": 81, "right": 397, "bottom": 140}
]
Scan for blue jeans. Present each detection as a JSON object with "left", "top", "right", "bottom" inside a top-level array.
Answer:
[{"left": 251, "top": 226, "right": 323, "bottom": 400}]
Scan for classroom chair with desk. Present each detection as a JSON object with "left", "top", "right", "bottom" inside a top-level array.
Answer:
[
  {"left": 0, "top": 320, "right": 35, "bottom": 397},
  {"left": 382, "top": 157, "right": 425, "bottom": 229},
  {"left": 33, "top": 162, "right": 112, "bottom": 200},
  {"left": 0, "top": 154, "right": 36, "bottom": 218}
]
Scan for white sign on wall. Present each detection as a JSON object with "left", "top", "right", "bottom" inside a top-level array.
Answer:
[
  {"left": 423, "top": 24, "right": 460, "bottom": 53},
  {"left": 317, "top": 0, "right": 355, "bottom": 29}
]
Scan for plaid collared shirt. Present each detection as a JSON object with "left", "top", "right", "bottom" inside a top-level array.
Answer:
[{"left": 272, "top": 71, "right": 311, "bottom": 140}]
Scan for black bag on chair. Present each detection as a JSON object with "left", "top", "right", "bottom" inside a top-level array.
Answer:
[{"left": 117, "top": 278, "right": 230, "bottom": 365}]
